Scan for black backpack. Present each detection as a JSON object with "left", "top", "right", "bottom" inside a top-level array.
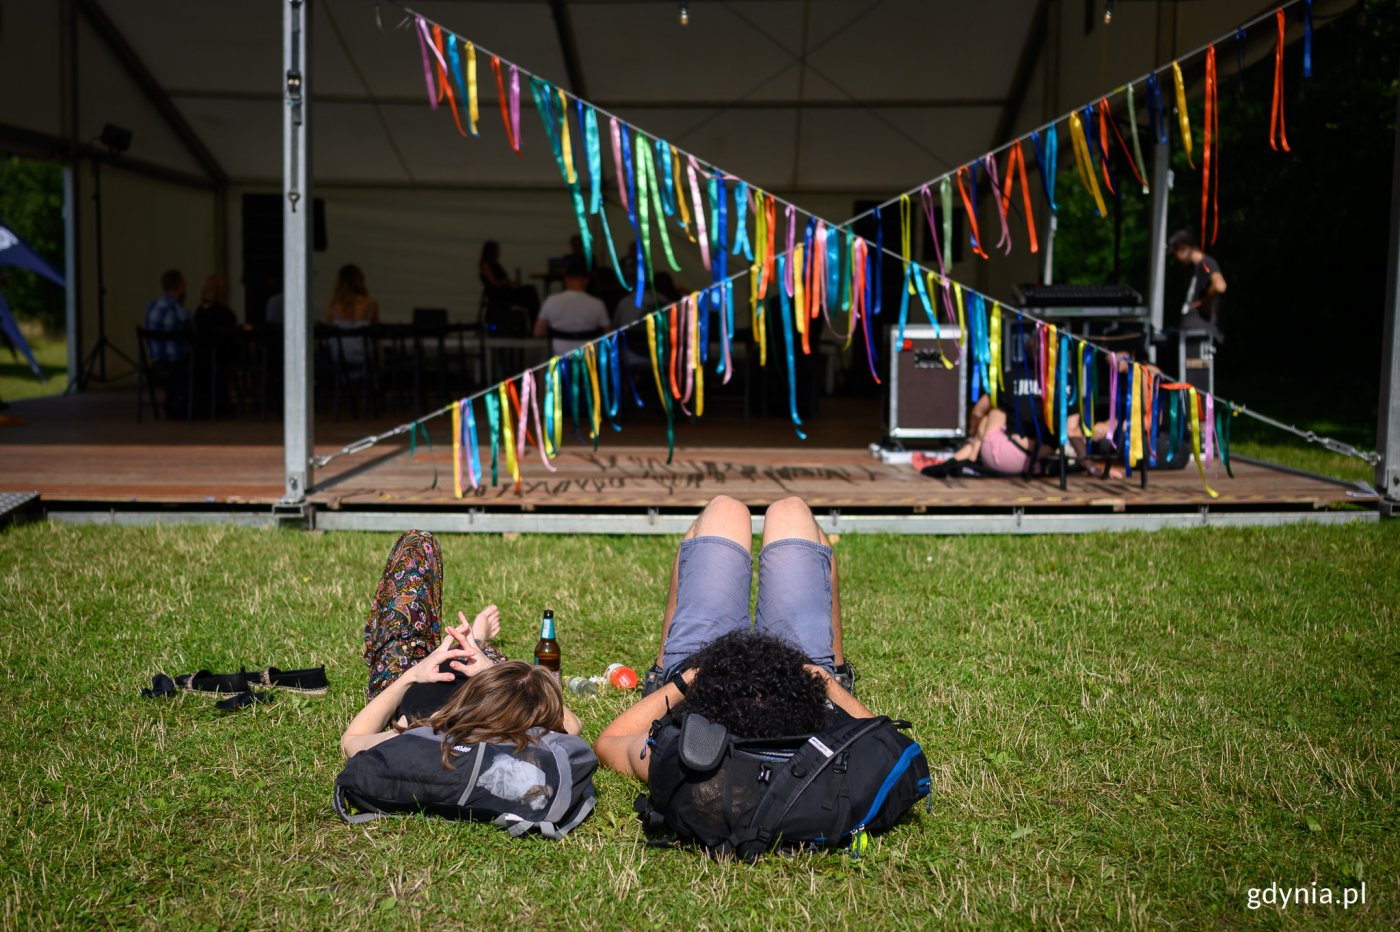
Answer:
[
  {"left": 334, "top": 726, "right": 598, "bottom": 839},
  {"left": 634, "top": 710, "right": 931, "bottom": 859}
]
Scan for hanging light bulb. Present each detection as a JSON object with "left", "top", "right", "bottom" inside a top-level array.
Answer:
[
  {"left": 679, "top": 1, "right": 689, "bottom": 26},
  {"left": 1103, "top": 0, "right": 1114, "bottom": 25}
]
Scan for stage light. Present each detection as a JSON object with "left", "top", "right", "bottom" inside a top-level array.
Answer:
[
  {"left": 1103, "top": 0, "right": 1114, "bottom": 25},
  {"left": 679, "top": 1, "right": 689, "bottom": 26}
]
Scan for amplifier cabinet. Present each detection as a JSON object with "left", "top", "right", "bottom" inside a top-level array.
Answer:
[{"left": 887, "top": 326, "right": 966, "bottom": 439}]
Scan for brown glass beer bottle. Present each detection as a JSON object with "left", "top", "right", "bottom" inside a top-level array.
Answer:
[{"left": 533, "top": 609, "right": 561, "bottom": 678}]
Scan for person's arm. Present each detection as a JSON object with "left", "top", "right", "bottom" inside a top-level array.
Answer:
[
  {"left": 594, "top": 670, "right": 696, "bottom": 782},
  {"left": 562, "top": 706, "right": 582, "bottom": 737},
  {"left": 341, "top": 624, "right": 485, "bottom": 759},
  {"left": 532, "top": 313, "right": 550, "bottom": 338},
  {"left": 805, "top": 665, "right": 875, "bottom": 719},
  {"left": 1207, "top": 269, "right": 1227, "bottom": 298}
]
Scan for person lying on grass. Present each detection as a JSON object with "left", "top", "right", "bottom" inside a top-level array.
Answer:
[
  {"left": 342, "top": 530, "right": 581, "bottom": 760},
  {"left": 594, "top": 495, "right": 873, "bottom": 783}
]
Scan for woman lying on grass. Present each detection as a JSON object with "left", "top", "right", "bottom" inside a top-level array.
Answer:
[{"left": 342, "top": 530, "right": 581, "bottom": 760}]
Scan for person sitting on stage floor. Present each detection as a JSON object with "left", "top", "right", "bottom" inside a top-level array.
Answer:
[
  {"left": 342, "top": 530, "right": 582, "bottom": 761},
  {"left": 1169, "top": 229, "right": 1227, "bottom": 346},
  {"left": 534, "top": 258, "right": 610, "bottom": 357},
  {"left": 911, "top": 392, "right": 1121, "bottom": 480},
  {"left": 594, "top": 495, "right": 872, "bottom": 783},
  {"left": 144, "top": 268, "right": 192, "bottom": 365}
]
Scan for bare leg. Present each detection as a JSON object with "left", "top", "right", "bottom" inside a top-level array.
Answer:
[
  {"left": 761, "top": 496, "right": 844, "bottom": 666},
  {"left": 654, "top": 495, "right": 752, "bottom": 667},
  {"left": 912, "top": 396, "right": 996, "bottom": 472}
]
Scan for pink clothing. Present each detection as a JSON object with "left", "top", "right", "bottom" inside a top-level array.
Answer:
[{"left": 979, "top": 426, "right": 1031, "bottom": 475}]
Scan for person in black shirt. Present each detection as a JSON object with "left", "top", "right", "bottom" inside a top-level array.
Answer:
[
  {"left": 478, "top": 240, "right": 540, "bottom": 317},
  {"left": 1169, "top": 230, "right": 1227, "bottom": 345}
]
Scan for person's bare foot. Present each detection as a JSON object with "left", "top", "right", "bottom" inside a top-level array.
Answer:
[
  {"left": 911, "top": 451, "right": 947, "bottom": 471},
  {"left": 462, "top": 605, "right": 501, "bottom": 643}
]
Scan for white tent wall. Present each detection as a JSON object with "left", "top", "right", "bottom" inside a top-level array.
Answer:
[{"left": 78, "top": 164, "right": 217, "bottom": 370}]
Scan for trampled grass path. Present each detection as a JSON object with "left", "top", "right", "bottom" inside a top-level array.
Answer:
[{"left": 1, "top": 521, "right": 1396, "bottom": 927}]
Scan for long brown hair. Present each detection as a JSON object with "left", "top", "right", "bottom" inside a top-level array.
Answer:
[
  {"left": 331, "top": 264, "right": 368, "bottom": 307},
  {"left": 401, "top": 661, "right": 565, "bottom": 767}
]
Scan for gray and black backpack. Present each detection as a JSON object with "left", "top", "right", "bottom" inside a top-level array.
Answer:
[
  {"left": 635, "top": 708, "right": 931, "bottom": 859},
  {"left": 334, "top": 726, "right": 597, "bottom": 839}
]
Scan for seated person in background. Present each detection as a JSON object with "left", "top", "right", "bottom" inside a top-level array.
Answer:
[
  {"left": 326, "top": 264, "right": 379, "bottom": 325},
  {"left": 614, "top": 272, "right": 684, "bottom": 369},
  {"left": 143, "top": 268, "right": 192, "bottom": 365},
  {"left": 1169, "top": 229, "right": 1227, "bottom": 346},
  {"left": 595, "top": 495, "right": 870, "bottom": 784},
  {"left": 326, "top": 264, "right": 378, "bottom": 367},
  {"left": 343, "top": 530, "right": 583, "bottom": 758},
  {"left": 479, "top": 240, "right": 540, "bottom": 317},
  {"left": 534, "top": 258, "right": 610, "bottom": 357},
  {"left": 912, "top": 391, "right": 1120, "bottom": 479},
  {"left": 192, "top": 275, "right": 240, "bottom": 415}
]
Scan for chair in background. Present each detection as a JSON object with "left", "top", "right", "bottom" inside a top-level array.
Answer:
[{"left": 135, "top": 326, "right": 195, "bottom": 422}]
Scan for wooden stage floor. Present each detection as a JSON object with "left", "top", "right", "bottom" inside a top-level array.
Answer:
[{"left": 0, "top": 390, "right": 1373, "bottom": 516}]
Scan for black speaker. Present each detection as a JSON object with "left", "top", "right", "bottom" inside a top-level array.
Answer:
[
  {"left": 241, "top": 193, "right": 327, "bottom": 323},
  {"left": 886, "top": 325, "right": 966, "bottom": 439}
]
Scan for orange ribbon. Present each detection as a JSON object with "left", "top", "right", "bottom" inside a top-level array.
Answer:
[
  {"left": 1096, "top": 99, "right": 1117, "bottom": 196},
  {"left": 955, "top": 167, "right": 988, "bottom": 259},
  {"left": 1202, "top": 45, "right": 1221, "bottom": 245},
  {"left": 1270, "top": 9, "right": 1292, "bottom": 152},
  {"left": 430, "top": 26, "right": 468, "bottom": 137},
  {"left": 999, "top": 141, "right": 1039, "bottom": 255},
  {"left": 490, "top": 55, "right": 518, "bottom": 153}
]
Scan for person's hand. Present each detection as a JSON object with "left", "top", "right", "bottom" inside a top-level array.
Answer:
[
  {"left": 404, "top": 634, "right": 475, "bottom": 685},
  {"left": 443, "top": 614, "right": 494, "bottom": 677},
  {"left": 802, "top": 664, "right": 833, "bottom": 683}
]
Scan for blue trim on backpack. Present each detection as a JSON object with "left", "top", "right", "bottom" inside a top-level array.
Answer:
[{"left": 842, "top": 742, "right": 926, "bottom": 839}]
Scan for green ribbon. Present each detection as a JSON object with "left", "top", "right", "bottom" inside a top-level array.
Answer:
[
  {"left": 940, "top": 178, "right": 954, "bottom": 261},
  {"left": 1217, "top": 401, "right": 1233, "bottom": 478},
  {"left": 638, "top": 136, "right": 681, "bottom": 274},
  {"left": 1126, "top": 82, "right": 1150, "bottom": 195},
  {"left": 567, "top": 353, "right": 582, "bottom": 441},
  {"left": 406, "top": 421, "right": 439, "bottom": 490}
]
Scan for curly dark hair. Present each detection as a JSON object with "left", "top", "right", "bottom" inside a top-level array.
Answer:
[{"left": 681, "top": 631, "right": 831, "bottom": 739}]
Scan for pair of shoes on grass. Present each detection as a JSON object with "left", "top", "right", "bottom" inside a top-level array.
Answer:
[{"left": 141, "top": 665, "right": 329, "bottom": 710}]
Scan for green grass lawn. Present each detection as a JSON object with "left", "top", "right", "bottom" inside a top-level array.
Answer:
[
  {"left": 0, "top": 332, "right": 67, "bottom": 402},
  {"left": 1, "top": 521, "right": 1396, "bottom": 927}
]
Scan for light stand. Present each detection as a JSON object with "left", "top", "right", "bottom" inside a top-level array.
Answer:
[{"left": 72, "top": 124, "right": 138, "bottom": 390}]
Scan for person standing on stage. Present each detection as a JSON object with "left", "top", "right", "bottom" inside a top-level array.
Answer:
[{"left": 1168, "top": 230, "right": 1228, "bottom": 346}]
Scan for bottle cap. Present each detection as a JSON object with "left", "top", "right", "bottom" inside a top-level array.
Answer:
[{"left": 605, "top": 663, "right": 638, "bottom": 690}]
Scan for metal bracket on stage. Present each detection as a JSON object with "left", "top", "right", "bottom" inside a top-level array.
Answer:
[{"left": 272, "top": 500, "right": 314, "bottom": 529}]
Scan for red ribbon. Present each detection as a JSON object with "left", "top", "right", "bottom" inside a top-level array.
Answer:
[
  {"left": 1102, "top": 97, "right": 1150, "bottom": 191},
  {"left": 999, "top": 141, "right": 1039, "bottom": 255},
  {"left": 1096, "top": 99, "right": 1118, "bottom": 196},
  {"left": 490, "top": 55, "right": 519, "bottom": 154},
  {"left": 430, "top": 26, "right": 468, "bottom": 137}
]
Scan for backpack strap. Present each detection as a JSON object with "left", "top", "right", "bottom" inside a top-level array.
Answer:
[
  {"left": 728, "top": 716, "right": 890, "bottom": 854},
  {"left": 333, "top": 784, "right": 391, "bottom": 824}
]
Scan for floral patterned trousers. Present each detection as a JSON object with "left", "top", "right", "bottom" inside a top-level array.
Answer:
[{"left": 363, "top": 530, "right": 443, "bottom": 699}]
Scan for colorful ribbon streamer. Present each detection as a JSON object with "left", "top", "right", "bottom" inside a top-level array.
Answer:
[
  {"left": 1068, "top": 112, "right": 1107, "bottom": 218},
  {"left": 1201, "top": 45, "right": 1220, "bottom": 246},
  {"left": 1172, "top": 60, "right": 1195, "bottom": 168},
  {"left": 1270, "top": 8, "right": 1292, "bottom": 152}
]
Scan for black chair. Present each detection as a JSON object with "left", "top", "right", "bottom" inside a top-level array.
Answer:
[
  {"left": 135, "top": 326, "right": 196, "bottom": 422},
  {"left": 316, "top": 322, "right": 376, "bottom": 421}
]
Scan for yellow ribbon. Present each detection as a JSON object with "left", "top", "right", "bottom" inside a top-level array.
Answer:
[
  {"left": 1172, "top": 61, "right": 1195, "bottom": 168},
  {"left": 899, "top": 195, "right": 914, "bottom": 294},
  {"left": 953, "top": 282, "right": 967, "bottom": 351},
  {"left": 585, "top": 343, "right": 602, "bottom": 439},
  {"left": 691, "top": 296, "right": 704, "bottom": 416},
  {"left": 451, "top": 401, "right": 463, "bottom": 499},
  {"left": 466, "top": 42, "right": 479, "bottom": 135},
  {"left": 1187, "top": 387, "right": 1219, "bottom": 498},
  {"left": 646, "top": 314, "right": 666, "bottom": 403},
  {"left": 672, "top": 146, "right": 693, "bottom": 241},
  {"left": 558, "top": 88, "right": 576, "bottom": 184},
  {"left": 498, "top": 382, "right": 519, "bottom": 488},
  {"left": 989, "top": 302, "right": 1003, "bottom": 403},
  {"left": 1068, "top": 112, "right": 1108, "bottom": 218},
  {"left": 550, "top": 360, "right": 562, "bottom": 455},
  {"left": 792, "top": 244, "right": 807, "bottom": 343},
  {"left": 1129, "top": 363, "right": 1144, "bottom": 468},
  {"left": 1044, "top": 324, "right": 1058, "bottom": 430}
]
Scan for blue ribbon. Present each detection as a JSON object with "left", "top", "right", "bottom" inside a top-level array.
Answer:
[
  {"left": 911, "top": 264, "right": 940, "bottom": 339},
  {"left": 484, "top": 390, "right": 501, "bottom": 486},
  {"left": 583, "top": 107, "right": 630, "bottom": 292},
  {"left": 609, "top": 334, "right": 622, "bottom": 422},
  {"left": 1147, "top": 374, "right": 1160, "bottom": 467},
  {"left": 776, "top": 254, "right": 807, "bottom": 440},
  {"left": 873, "top": 207, "right": 884, "bottom": 316},
  {"left": 1121, "top": 363, "right": 1132, "bottom": 477},
  {"left": 1146, "top": 72, "right": 1166, "bottom": 145},
  {"left": 732, "top": 181, "right": 753, "bottom": 261},
  {"left": 464, "top": 398, "right": 481, "bottom": 487},
  {"left": 446, "top": 36, "right": 470, "bottom": 133},
  {"left": 714, "top": 174, "right": 732, "bottom": 374},
  {"left": 530, "top": 77, "right": 592, "bottom": 267},
  {"left": 655, "top": 139, "right": 676, "bottom": 217},
  {"left": 1303, "top": 0, "right": 1313, "bottom": 78},
  {"left": 968, "top": 163, "right": 981, "bottom": 252},
  {"left": 896, "top": 263, "right": 913, "bottom": 351},
  {"left": 1056, "top": 332, "right": 1069, "bottom": 449}
]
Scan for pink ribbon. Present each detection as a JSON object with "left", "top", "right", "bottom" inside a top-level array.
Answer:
[
  {"left": 784, "top": 205, "right": 797, "bottom": 297},
  {"left": 686, "top": 157, "right": 711, "bottom": 271},
  {"left": 414, "top": 18, "right": 439, "bottom": 110},
  {"left": 984, "top": 155, "right": 1013, "bottom": 256},
  {"left": 509, "top": 65, "right": 521, "bottom": 150},
  {"left": 1203, "top": 392, "right": 1216, "bottom": 466},
  {"left": 520, "top": 371, "right": 556, "bottom": 473},
  {"left": 1106, "top": 352, "right": 1119, "bottom": 448},
  {"left": 609, "top": 118, "right": 629, "bottom": 215}
]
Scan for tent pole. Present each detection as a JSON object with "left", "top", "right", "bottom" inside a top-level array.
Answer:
[
  {"left": 282, "top": 0, "right": 313, "bottom": 505},
  {"left": 1377, "top": 77, "right": 1400, "bottom": 517},
  {"left": 1146, "top": 136, "right": 1172, "bottom": 365}
]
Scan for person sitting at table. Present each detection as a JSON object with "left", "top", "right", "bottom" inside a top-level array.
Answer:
[
  {"left": 534, "top": 258, "right": 610, "bottom": 357},
  {"left": 193, "top": 275, "right": 239, "bottom": 416},
  {"left": 479, "top": 241, "right": 540, "bottom": 319},
  {"left": 326, "top": 264, "right": 378, "bottom": 367}
]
